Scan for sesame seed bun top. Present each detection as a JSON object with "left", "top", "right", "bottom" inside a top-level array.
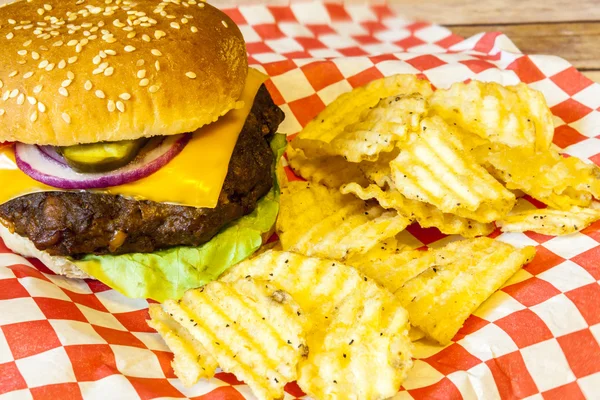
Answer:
[{"left": 0, "top": 0, "right": 248, "bottom": 146}]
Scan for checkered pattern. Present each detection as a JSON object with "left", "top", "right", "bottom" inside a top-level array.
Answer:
[{"left": 1, "top": 3, "right": 600, "bottom": 400}]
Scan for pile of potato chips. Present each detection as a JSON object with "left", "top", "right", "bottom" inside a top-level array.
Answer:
[
  {"left": 289, "top": 75, "right": 600, "bottom": 237},
  {"left": 148, "top": 74, "right": 600, "bottom": 400}
]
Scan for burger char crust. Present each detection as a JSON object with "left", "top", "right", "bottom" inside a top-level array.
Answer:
[{"left": 0, "top": 85, "right": 285, "bottom": 257}]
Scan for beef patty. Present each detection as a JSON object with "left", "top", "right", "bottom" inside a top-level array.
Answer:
[{"left": 0, "top": 85, "right": 285, "bottom": 257}]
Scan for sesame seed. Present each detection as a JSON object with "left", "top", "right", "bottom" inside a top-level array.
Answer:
[
  {"left": 43, "top": 4, "right": 52, "bottom": 11},
  {"left": 58, "top": 87, "right": 68, "bottom": 97},
  {"left": 142, "top": 34, "right": 150, "bottom": 42},
  {"left": 98, "top": 62, "right": 109, "bottom": 71},
  {"left": 38, "top": 102, "right": 46, "bottom": 112},
  {"left": 95, "top": 90, "right": 105, "bottom": 98},
  {"left": 170, "top": 22, "right": 180, "bottom": 29},
  {"left": 154, "top": 30, "right": 166, "bottom": 39},
  {"left": 67, "top": 39, "right": 78, "bottom": 46},
  {"left": 17, "top": 50, "right": 27, "bottom": 56},
  {"left": 38, "top": 60, "right": 49, "bottom": 69},
  {"left": 30, "top": 111, "right": 38, "bottom": 122},
  {"left": 67, "top": 71, "right": 75, "bottom": 80},
  {"left": 221, "top": 20, "right": 228, "bottom": 28},
  {"left": 84, "top": 80, "right": 93, "bottom": 90},
  {"left": 191, "top": 26, "right": 198, "bottom": 33},
  {"left": 99, "top": 51, "right": 107, "bottom": 58},
  {"left": 105, "top": 49, "right": 116, "bottom": 55},
  {"left": 33, "top": 85, "right": 42, "bottom": 94},
  {"left": 198, "top": 2, "right": 204, "bottom": 7},
  {"left": 75, "top": 44, "right": 83, "bottom": 53},
  {"left": 8, "top": 71, "right": 18, "bottom": 77},
  {"left": 113, "top": 19, "right": 125, "bottom": 27},
  {"left": 181, "top": 18, "right": 188, "bottom": 24},
  {"left": 185, "top": 72, "right": 196, "bottom": 79},
  {"left": 31, "top": 51, "right": 40, "bottom": 60},
  {"left": 62, "top": 112, "right": 71, "bottom": 124},
  {"left": 107, "top": 99, "right": 115, "bottom": 112},
  {"left": 136, "top": 59, "right": 145, "bottom": 67},
  {"left": 2, "top": 92, "right": 8, "bottom": 101},
  {"left": 92, "top": 68, "right": 103, "bottom": 75},
  {"left": 27, "top": 96, "right": 36, "bottom": 105},
  {"left": 127, "top": 31, "right": 136, "bottom": 39},
  {"left": 0, "top": 80, "right": 3, "bottom": 88},
  {"left": 45, "top": 63, "right": 55, "bottom": 71},
  {"left": 9, "top": 89, "right": 18, "bottom": 98},
  {"left": 116, "top": 100, "right": 125, "bottom": 112},
  {"left": 23, "top": 71, "right": 33, "bottom": 79},
  {"left": 104, "top": 37, "right": 116, "bottom": 43},
  {"left": 58, "top": 60, "right": 66, "bottom": 69},
  {"left": 7, "top": 19, "right": 15, "bottom": 24},
  {"left": 62, "top": 79, "right": 72, "bottom": 87},
  {"left": 151, "top": 49, "right": 162, "bottom": 56},
  {"left": 17, "top": 60, "right": 26, "bottom": 65},
  {"left": 139, "top": 78, "right": 149, "bottom": 87},
  {"left": 124, "top": 45, "right": 136, "bottom": 52},
  {"left": 137, "top": 69, "right": 146, "bottom": 79},
  {"left": 68, "top": 56, "right": 78, "bottom": 64},
  {"left": 155, "top": 60, "right": 160, "bottom": 71},
  {"left": 104, "top": 67, "right": 114, "bottom": 76},
  {"left": 119, "top": 93, "right": 131, "bottom": 100},
  {"left": 149, "top": 85, "right": 159, "bottom": 93},
  {"left": 17, "top": 94, "right": 24, "bottom": 105},
  {"left": 93, "top": 55, "right": 102, "bottom": 65},
  {"left": 0, "top": 109, "right": 5, "bottom": 116},
  {"left": 6, "top": 32, "right": 14, "bottom": 40}
]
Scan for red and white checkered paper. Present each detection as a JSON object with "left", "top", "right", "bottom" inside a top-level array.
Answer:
[{"left": 2, "top": 2, "right": 600, "bottom": 399}]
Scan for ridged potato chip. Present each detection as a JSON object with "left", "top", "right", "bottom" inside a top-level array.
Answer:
[
  {"left": 291, "top": 74, "right": 433, "bottom": 158},
  {"left": 315, "top": 94, "right": 427, "bottom": 162},
  {"left": 161, "top": 279, "right": 308, "bottom": 400},
  {"left": 347, "top": 248, "right": 436, "bottom": 294},
  {"left": 287, "top": 146, "right": 369, "bottom": 189},
  {"left": 223, "top": 250, "right": 413, "bottom": 400},
  {"left": 224, "top": 250, "right": 373, "bottom": 323},
  {"left": 430, "top": 81, "right": 554, "bottom": 152},
  {"left": 297, "top": 285, "right": 412, "bottom": 400},
  {"left": 390, "top": 116, "right": 515, "bottom": 223},
  {"left": 396, "top": 238, "right": 536, "bottom": 344},
  {"left": 277, "top": 181, "right": 412, "bottom": 260},
  {"left": 346, "top": 238, "right": 535, "bottom": 344},
  {"left": 477, "top": 144, "right": 600, "bottom": 210},
  {"left": 147, "top": 304, "right": 217, "bottom": 386},
  {"left": 342, "top": 182, "right": 494, "bottom": 238},
  {"left": 497, "top": 204, "right": 600, "bottom": 235}
]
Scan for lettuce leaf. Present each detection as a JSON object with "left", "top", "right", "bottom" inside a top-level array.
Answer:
[{"left": 73, "top": 134, "right": 287, "bottom": 302}]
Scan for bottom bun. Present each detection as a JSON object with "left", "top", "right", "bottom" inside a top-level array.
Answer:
[
  {"left": 0, "top": 223, "right": 90, "bottom": 279},
  {"left": 0, "top": 222, "right": 277, "bottom": 282}
]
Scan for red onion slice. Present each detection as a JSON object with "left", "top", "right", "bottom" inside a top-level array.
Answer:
[
  {"left": 37, "top": 145, "right": 67, "bottom": 165},
  {"left": 15, "top": 134, "right": 191, "bottom": 189}
]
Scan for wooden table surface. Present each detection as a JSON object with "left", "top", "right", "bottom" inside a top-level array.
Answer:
[
  {"left": 224, "top": 0, "right": 600, "bottom": 82},
  {"left": 393, "top": 0, "right": 600, "bottom": 82}
]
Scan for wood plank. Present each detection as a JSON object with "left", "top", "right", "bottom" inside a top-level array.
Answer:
[
  {"left": 452, "top": 22, "right": 600, "bottom": 71},
  {"left": 582, "top": 70, "right": 600, "bottom": 83},
  {"left": 387, "top": 0, "right": 600, "bottom": 25}
]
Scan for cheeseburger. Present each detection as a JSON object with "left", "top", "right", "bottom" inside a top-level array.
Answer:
[{"left": 0, "top": 0, "right": 285, "bottom": 301}]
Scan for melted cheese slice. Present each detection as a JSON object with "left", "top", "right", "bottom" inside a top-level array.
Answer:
[{"left": 0, "top": 68, "right": 267, "bottom": 209}]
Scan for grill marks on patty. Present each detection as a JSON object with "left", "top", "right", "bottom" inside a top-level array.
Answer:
[{"left": 0, "top": 85, "right": 285, "bottom": 257}]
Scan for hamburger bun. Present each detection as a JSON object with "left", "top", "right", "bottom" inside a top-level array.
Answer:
[
  {"left": 0, "top": 220, "right": 277, "bottom": 280},
  {"left": 0, "top": 0, "right": 248, "bottom": 146}
]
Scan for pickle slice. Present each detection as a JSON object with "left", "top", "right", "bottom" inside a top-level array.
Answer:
[{"left": 60, "top": 138, "right": 148, "bottom": 173}]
